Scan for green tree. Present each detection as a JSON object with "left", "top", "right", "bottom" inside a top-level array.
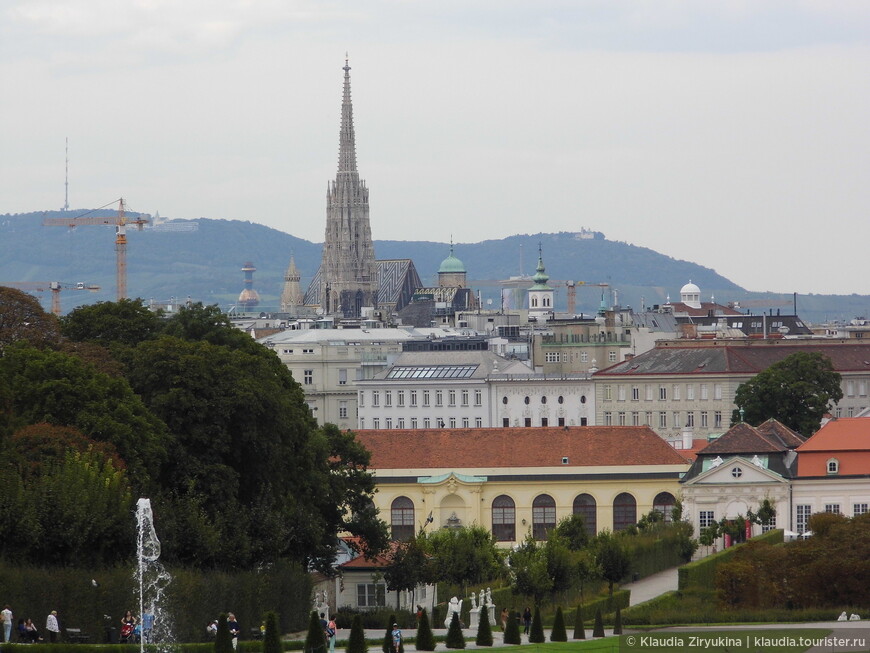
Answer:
[
  {"left": 528, "top": 606, "right": 544, "bottom": 644},
  {"left": 0, "top": 286, "right": 61, "bottom": 353},
  {"left": 346, "top": 615, "right": 367, "bottom": 653},
  {"left": 549, "top": 606, "right": 567, "bottom": 642},
  {"left": 445, "top": 612, "right": 465, "bottom": 649},
  {"left": 502, "top": 609, "right": 521, "bottom": 645},
  {"left": 574, "top": 550, "right": 601, "bottom": 605},
  {"left": 572, "top": 604, "right": 585, "bottom": 640},
  {"left": 423, "top": 525, "right": 504, "bottom": 593},
  {"left": 592, "top": 608, "right": 604, "bottom": 638},
  {"left": 544, "top": 530, "right": 575, "bottom": 597},
  {"left": 304, "top": 611, "right": 326, "bottom": 653},
  {"left": 263, "top": 612, "right": 281, "bottom": 653},
  {"left": 382, "top": 615, "right": 400, "bottom": 653},
  {"left": 214, "top": 614, "right": 233, "bottom": 653},
  {"left": 613, "top": 607, "right": 623, "bottom": 635},
  {"left": 161, "top": 302, "right": 263, "bottom": 353},
  {"left": 733, "top": 351, "right": 843, "bottom": 436},
  {"left": 508, "top": 535, "right": 551, "bottom": 604},
  {"left": 414, "top": 610, "right": 435, "bottom": 652},
  {"left": 475, "top": 602, "right": 493, "bottom": 647},
  {"left": 61, "top": 298, "right": 162, "bottom": 347},
  {"left": 595, "top": 531, "right": 631, "bottom": 597},
  {"left": 554, "top": 513, "right": 589, "bottom": 550},
  {"left": 385, "top": 536, "right": 432, "bottom": 610}
]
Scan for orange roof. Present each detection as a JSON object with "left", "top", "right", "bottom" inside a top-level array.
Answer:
[
  {"left": 797, "top": 418, "right": 870, "bottom": 452},
  {"left": 674, "top": 438, "right": 712, "bottom": 462},
  {"left": 354, "top": 426, "right": 689, "bottom": 469}
]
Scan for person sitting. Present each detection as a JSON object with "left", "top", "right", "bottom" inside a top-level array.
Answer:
[{"left": 23, "top": 618, "right": 42, "bottom": 643}]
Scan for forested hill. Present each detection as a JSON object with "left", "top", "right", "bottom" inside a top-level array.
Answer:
[{"left": 1, "top": 210, "right": 866, "bottom": 322}]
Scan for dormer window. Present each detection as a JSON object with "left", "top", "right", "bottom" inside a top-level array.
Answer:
[{"left": 827, "top": 458, "right": 840, "bottom": 475}]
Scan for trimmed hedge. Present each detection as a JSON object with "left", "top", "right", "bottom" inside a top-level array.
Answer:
[
  {"left": 678, "top": 529, "right": 784, "bottom": 591},
  {"left": 562, "top": 589, "right": 630, "bottom": 626}
]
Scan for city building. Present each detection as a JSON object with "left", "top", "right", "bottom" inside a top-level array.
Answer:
[{"left": 352, "top": 426, "right": 690, "bottom": 544}]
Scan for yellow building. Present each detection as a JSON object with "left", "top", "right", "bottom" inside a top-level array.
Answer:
[{"left": 354, "top": 426, "right": 691, "bottom": 543}]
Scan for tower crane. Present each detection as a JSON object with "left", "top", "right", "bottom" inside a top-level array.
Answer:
[
  {"left": 1, "top": 281, "right": 100, "bottom": 315},
  {"left": 561, "top": 281, "right": 609, "bottom": 315},
  {"left": 43, "top": 198, "right": 149, "bottom": 300}
]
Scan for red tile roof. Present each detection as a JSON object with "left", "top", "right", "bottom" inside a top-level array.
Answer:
[
  {"left": 797, "top": 417, "right": 870, "bottom": 452},
  {"left": 353, "top": 426, "right": 689, "bottom": 469},
  {"left": 700, "top": 419, "right": 804, "bottom": 455}
]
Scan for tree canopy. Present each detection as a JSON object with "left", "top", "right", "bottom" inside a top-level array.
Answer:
[{"left": 732, "top": 351, "right": 843, "bottom": 436}]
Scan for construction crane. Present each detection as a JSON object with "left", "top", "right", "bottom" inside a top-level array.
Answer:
[
  {"left": 562, "top": 281, "right": 609, "bottom": 315},
  {"left": 1, "top": 281, "right": 100, "bottom": 315},
  {"left": 43, "top": 198, "right": 149, "bottom": 300}
]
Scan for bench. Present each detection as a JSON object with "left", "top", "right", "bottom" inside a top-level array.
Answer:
[{"left": 66, "top": 628, "right": 91, "bottom": 644}]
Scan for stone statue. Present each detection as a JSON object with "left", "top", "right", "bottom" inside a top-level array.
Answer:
[
  {"left": 485, "top": 587, "right": 493, "bottom": 607},
  {"left": 470, "top": 592, "right": 477, "bottom": 609},
  {"left": 479, "top": 589, "right": 485, "bottom": 608},
  {"left": 444, "top": 597, "right": 463, "bottom": 628},
  {"left": 838, "top": 611, "right": 848, "bottom": 622}
]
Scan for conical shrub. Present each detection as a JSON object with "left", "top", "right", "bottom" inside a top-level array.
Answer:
[
  {"left": 549, "top": 606, "right": 567, "bottom": 642},
  {"left": 346, "top": 615, "right": 367, "bottom": 653},
  {"left": 415, "top": 610, "right": 436, "bottom": 652},
  {"left": 592, "top": 607, "right": 605, "bottom": 638},
  {"left": 263, "top": 612, "right": 281, "bottom": 653},
  {"left": 528, "top": 606, "right": 545, "bottom": 644},
  {"left": 305, "top": 611, "right": 326, "bottom": 653},
  {"left": 215, "top": 614, "right": 233, "bottom": 653},
  {"left": 503, "top": 609, "right": 521, "bottom": 645},
  {"left": 572, "top": 604, "right": 586, "bottom": 640},
  {"left": 475, "top": 605, "right": 493, "bottom": 647},
  {"left": 613, "top": 607, "right": 623, "bottom": 635},
  {"left": 445, "top": 612, "right": 465, "bottom": 649},
  {"left": 382, "top": 615, "right": 403, "bottom": 653}
]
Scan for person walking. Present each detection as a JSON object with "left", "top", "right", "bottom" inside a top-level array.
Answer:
[
  {"left": 227, "top": 613, "right": 240, "bottom": 650},
  {"left": 326, "top": 616, "right": 337, "bottom": 653},
  {"left": 391, "top": 623, "right": 402, "bottom": 653},
  {"left": 1, "top": 605, "right": 12, "bottom": 643},
  {"left": 45, "top": 611, "right": 60, "bottom": 643},
  {"left": 522, "top": 607, "right": 532, "bottom": 635}
]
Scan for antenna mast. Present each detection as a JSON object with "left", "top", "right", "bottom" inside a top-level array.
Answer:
[{"left": 63, "top": 138, "right": 69, "bottom": 212}]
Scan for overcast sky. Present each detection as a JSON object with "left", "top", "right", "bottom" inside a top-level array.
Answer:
[{"left": 2, "top": 1, "right": 868, "bottom": 294}]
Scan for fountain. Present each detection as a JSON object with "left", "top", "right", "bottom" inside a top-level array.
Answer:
[{"left": 135, "top": 498, "right": 173, "bottom": 650}]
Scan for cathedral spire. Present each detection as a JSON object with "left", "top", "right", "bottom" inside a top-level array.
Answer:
[{"left": 338, "top": 54, "right": 358, "bottom": 174}]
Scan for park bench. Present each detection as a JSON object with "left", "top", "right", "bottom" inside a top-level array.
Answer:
[{"left": 66, "top": 628, "right": 90, "bottom": 643}]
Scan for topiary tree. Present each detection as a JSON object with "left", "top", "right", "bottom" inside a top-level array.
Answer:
[
  {"left": 549, "top": 606, "right": 567, "bottom": 642},
  {"left": 346, "top": 615, "right": 367, "bottom": 653},
  {"left": 503, "top": 610, "right": 521, "bottom": 645},
  {"left": 305, "top": 611, "right": 326, "bottom": 653},
  {"left": 475, "top": 604, "right": 493, "bottom": 647},
  {"left": 215, "top": 614, "right": 233, "bottom": 653},
  {"left": 528, "top": 606, "right": 544, "bottom": 644},
  {"left": 415, "top": 609, "right": 435, "bottom": 652},
  {"left": 263, "top": 612, "right": 281, "bottom": 653},
  {"left": 592, "top": 608, "right": 604, "bottom": 638},
  {"left": 613, "top": 607, "right": 623, "bottom": 635},
  {"left": 381, "top": 615, "right": 403, "bottom": 653},
  {"left": 572, "top": 604, "right": 585, "bottom": 640},
  {"left": 445, "top": 612, "right": 465, "bottom": 649}
]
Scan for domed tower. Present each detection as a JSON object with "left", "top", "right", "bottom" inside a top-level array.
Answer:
[
  {"left": 680, "top": 280, "right": 702, "bottom": 309},
  {"left": 438, "top": 240, "right": 467, "bottom": 288},
  {"left": 528, "top": 244, "right": 554, "bottom": 320},
  {"left": 238, "top": 261, "right": 260, "bottom": 309}
]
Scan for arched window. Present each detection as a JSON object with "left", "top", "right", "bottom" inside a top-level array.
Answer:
[
  {"left": 531, "top": 297, "right": 538, "bottom": 307},
  {"left": 653, "top": 492, "right": 676, "bottom": 523},
  {"left": 492, "top": 495, "right": 516, "bottom": 542},
  {"left": 573, "top": 494, "right": 597, "bottom": 536},
  {"left": 613, "top": 493, "right": 637, "bottom": 531},
  {"left": 827, "top": 458, "right": 839, "bottom": 474},
  {"left": 532, "top": 494, "right": 556, "bottom": 540},
  {"left": 390, "top": 496, "right": 414, "bottom": 541}
]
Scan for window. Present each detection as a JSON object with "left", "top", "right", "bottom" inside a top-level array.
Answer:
[
  {"left": 423, "top": 418, "right": 431, "bottom": 428},
  {"left": 581, "top": 352, "right": 588, "bottom": 363},
  {"left": 461, "top": 390, "right": 469, "bottom": 406},
  {"left": 448, "top": 390, "right": 456, "bottom": 406},
  {"left": 558, "top": 395, "right": 564, "bottom": 404},
  {"left": 410, "top": 390, "right": 417, "bottom": 406},
  {"left": 524, "top": 417, "right": 532, "bottom": 427},
  {"left": 449, "top": 417, "right": 456, "bottom": 428},
  {"left": 613, "top": 493, "right": 637, "bottom": 531},
  {"left": 686, "top": 385, "right": 695, "bottom": 401},
  {"left": 825, "top": 504, "right": 841, "bottom": 514},
  {"left": 492, "top": 495, "right": 516, "bottom": 541},
  {"left": 617, "top": 385, "right": 626, "bottom": 401},
  {"left": 659, "top": 385, "right": 667, "bottom": 400},
  {"left": 673, "top": 411, "right": 680, "bottom": 428},
  {"left": 796, "top": 505, "right": 812, "bottom": 534},
  {"left": 700, "top": 384, "right": 708, "bottom": 400},
  {"left": 617, "top": 412, "right": 626, "bottom": 426},
  {"left": 502, "top": 396, "right": 508, "bottom": 404},
  {"left": 731, "top": 466, "right": 743, "bottom": 478},
  {"left": 604, "top": 412, "right": 612, "bottom": 426},
  {"left": 474, "top": 389, "right": 482, "bottom": 406},
  {"left": 372, "top": 418, "right": 379, "bottom": 429},
  {"left": 411, "top": 418, "right": 418, "bottom": 429},
  {"left": 524, "top": 396, "right": 530, "bottom": 404},
  {"left": 700, "top": 411, "right": 708, "bottom": 428},
  {"left": 385, "top": 391, "right": 392, "bottom": 407},
  {"left": 714, "top": 384, "right": 723, "bottom": 400},
  {"left": 532, "top": 495, "right": 556, "bottom": 539},
  {"left": 423, "top": 390, "right": 430, "bottom": 407},
  {"left": 385, "top": 418, "right": 392, "bottom": 429},
  {"left": 632, "top": 412, "right": 640, "bottom": 426},
  {"left": 558, "top": 417, "right": 566, "bottom": 426},
  {"left": 397, "top": 391, "right": 405, "bottom": 407},
  {"left": 854, "top": 503, "right": 869, "bottom": 516},
  {"left": 359, "top": 418, "right": 365, "bottom": 429},
  {"left": 761, "top": 513, "right": 777, "bottom": 533},
  {"left": 475, "top": 417, "right": 483, "bottom": 428},
  {"left": 302, "top": 348, "right": 314, "bottom": 354},
  {"left": 645, "top": 384, "right": 653, "bottom": 401},
  {"left": 462, "top": 417, "right": 469, "bottom": 428},
  {"left": 573, "top": 494, "right": 597, "bottom": 536},
  {"left": 339, "top": 401, "right": 348, "bottom": 419},
  {"left": 541, "top": 395, "right": 547, "bottom": 404},
  {"left": 847, "top": 380, "right": 855, "bottom": 397},
  {"left": 608, "top": 351, "right": 617, "bottom": 362},
  {"left": 673, "top": 384, "right": 681, "bottom": 401},
  {"left": 686, "top": 412, "right": 695, "bottom": 427},
  {"left": 631, "top": 386, "right": 640, "bottom": 401},
  {"left": 827, "top": 458, "right": 839, "bottom": 474},
  {"left": 603, "top": 385, "right": 612, "bottom": 401},
  {"left": 303, "top": 369, "right": 313, "bottom": 385},
  {"left": 397, "top": 418, "right": 405, "bottom": 429},
  {"left": 653, "top": 492, "right": 676, "bottom": 523},
  {"left": 860, "top": 380, "right": 867, "bottom": 397},
  {"left": 436, "top": 390, "right": 443, "bottom": 407},
  {"left": 699, "top": 510, "right": 716, "bottom": 529},
  {"left": 659, "top": 412, "right": 667, "bottom": 429},
  {"left": 645, "top": 411, "right": 653, "bottom": 426},
  {"left": 503, "top": 418, "right": 510, "bottom": 427},
  {"left": 546, "top": 352, "right": 559, "bottom": 363},
  {"left": 359, "top": 391, "right": 364, "bottom": 407},
  {"left": 357, "top": 583, "right": 386, "bottom": 608},
  {"left": 541, "top": 417, "right": 548, "bottom": 427},
  {"left": 714, "top": 411, "right": 723, "bottom": 428},
  {"left": 391, "top": 497, "right": 414, "bottom": 540},
  {"left": 372, "top": 391, "right": 380, "bottom": 407}
]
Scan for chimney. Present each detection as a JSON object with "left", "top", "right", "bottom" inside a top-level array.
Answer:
[{"left": 682, "top": 424, "right": 694, "bottom": 450}]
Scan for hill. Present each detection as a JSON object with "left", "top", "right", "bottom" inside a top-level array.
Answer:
[{"left": 1, "top": 210, "right": 866, "bottom": 323}]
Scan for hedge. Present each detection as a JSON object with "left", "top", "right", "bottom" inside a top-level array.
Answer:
[
  {"left": 678, "top": 529, "right": 784, "bottom": 591},
  {"left": 561, "top": 590, "right": 630, "bottom": 626}
]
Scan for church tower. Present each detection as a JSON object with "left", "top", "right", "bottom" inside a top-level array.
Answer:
[
  {"left": 280, "top": 255, "right": 303, "bottom": 314},
  {"left": 318, "top": 57, "right": 378, "bottom": 317},
  {"left": 528, "top": 244, "right": 554, "bottom": 322}
]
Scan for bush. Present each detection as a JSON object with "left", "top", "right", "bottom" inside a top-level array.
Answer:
[
  {"left": 572, "top": 604, "right": 585, "bottom": 640},
  {"left": 304, "top": 611, "right": 326, "bottom": 653},
  {"left": 613, "top": 607, "right": 622, "bottom": 635},
  {"left": 502, "top": 610, "right": 521, "bottom": 645},
  {"left": 215, "top": 614, "right": 233, "bottom": 653},
  {"left": 381, "top": 615, "right": 402, "bottom": 653},
  {"left": 475, "top": 605, "right": 493, "bottom": 647},
  {"left": 563, "top": 589, "right": 630, "bottom": 627},
  {"left": 678, "top": 529, "right": 784, "bottom": 591},
  {"left": 263, "top": 612, "right": 281, "bottom": 653},
  {"left": 592, "top": 608, "right": 604, "bottom": 638},
  {"left": 346, "top": 615, "right": 367, "bottom": 653},
  {"left": 549, "top": 607, "right": 567, "bottom": 642},
  {"left": 415, "top": 609, "right": 435, "bottom": 652},
  {"left": 445, "top": 613, "right": 465, "bottom": 649},
  {"left": 528, "top": 606, "right": 544, "bottom": 644},
  {"left": 335, "top": 609, "right": 414, "bottom": 631}
]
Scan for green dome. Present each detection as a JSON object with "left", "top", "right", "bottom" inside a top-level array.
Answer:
[{"left": 438, "top": 244, "right": 466, "bottom": 274}]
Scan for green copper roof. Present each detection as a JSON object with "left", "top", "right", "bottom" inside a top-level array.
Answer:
[
  {"left": 529, "top": 245, "right": 551, "bottom": 290},
  {"left": 438, "top": 243, "right": 466, "bottom": 274}
]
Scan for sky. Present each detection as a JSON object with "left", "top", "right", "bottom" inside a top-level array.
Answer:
[{"left": 1, "top": 1, "right": 868, "bottom": 295}]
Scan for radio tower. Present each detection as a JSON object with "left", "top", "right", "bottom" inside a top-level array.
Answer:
[{"left": 63, "top": 137, "right": 69, "bottom": 212}]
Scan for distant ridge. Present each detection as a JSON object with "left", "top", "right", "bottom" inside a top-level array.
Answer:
[{"left": 1, "top": 211, "right": 867, "bottom": 322}]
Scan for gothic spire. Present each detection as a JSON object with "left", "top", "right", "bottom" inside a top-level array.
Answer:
[{"left": 338, "top": 55, "right": 358, "bottom": 174}]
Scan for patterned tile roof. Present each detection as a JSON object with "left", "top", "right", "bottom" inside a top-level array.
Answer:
[{"left": 353, "top": 426, "right": 690, "bottom": 469}]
